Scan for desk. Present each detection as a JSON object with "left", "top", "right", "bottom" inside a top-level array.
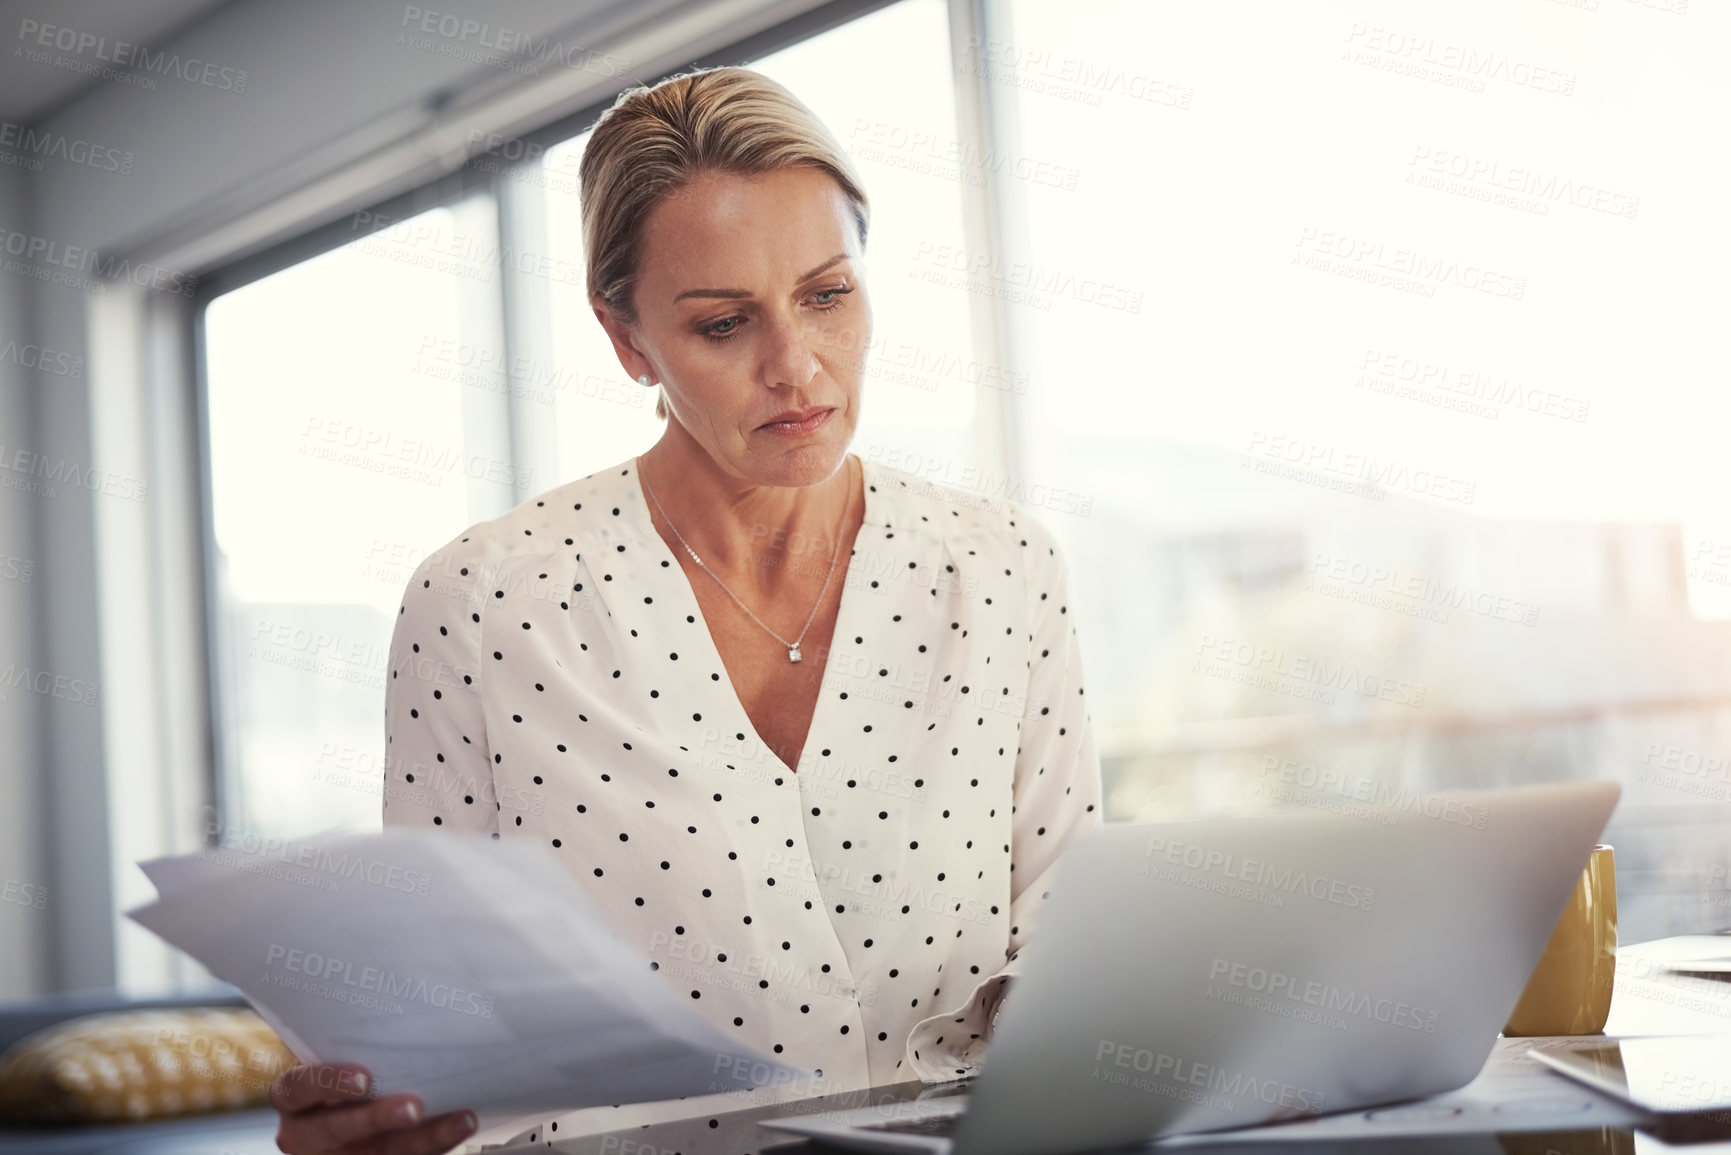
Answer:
[{"left": 483, "top": 936, "right": 1731, "bottom": 1155}]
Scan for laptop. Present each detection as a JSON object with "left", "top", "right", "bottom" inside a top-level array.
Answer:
[{"left": 763, "top": 779, "right": 1619, "bottom": 1155}]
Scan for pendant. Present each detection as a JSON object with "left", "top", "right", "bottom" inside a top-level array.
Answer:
[{"left": 788, "top": 645, "right": 802, "bottom": 664}]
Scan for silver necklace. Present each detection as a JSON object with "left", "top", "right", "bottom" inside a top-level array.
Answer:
[{"left": 640, "top": 457, "right": 852, "bottom": 664}]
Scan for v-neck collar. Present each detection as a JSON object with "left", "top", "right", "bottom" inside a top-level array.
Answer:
[{"left": 625, "top": 453, "right": 879, "bottom": 779}]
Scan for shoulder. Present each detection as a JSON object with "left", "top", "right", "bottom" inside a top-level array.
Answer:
[
  {"left": 861, "top": 453, "right": 1069, "bottom": 575},
  {"left": 396, "top": 457, "right": 641, "bottom": 614}
]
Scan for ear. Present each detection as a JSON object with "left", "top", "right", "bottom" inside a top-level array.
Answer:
[{"left": 592, "top": 296, "right": 657, "bottom": 387}]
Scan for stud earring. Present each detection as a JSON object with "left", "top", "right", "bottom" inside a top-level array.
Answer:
[{"left": 637, "top": 374, "right": 651, "bottom": 387}]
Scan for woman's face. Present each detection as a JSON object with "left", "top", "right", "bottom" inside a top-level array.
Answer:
[{"left": 595, "top": 166, "right": 871, "bottom": 489}]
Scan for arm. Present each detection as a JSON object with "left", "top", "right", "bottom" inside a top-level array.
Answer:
[
  {"left": 905, "top": 513, "right": 1104, "bottom": 1079},
  {"left": 381, "top": 535, "right": 500, "bottom": 837}
]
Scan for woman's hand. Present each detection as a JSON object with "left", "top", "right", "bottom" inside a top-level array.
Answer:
[{"left": 270, "top": 1062, "right": 479, "bottom": 1154}]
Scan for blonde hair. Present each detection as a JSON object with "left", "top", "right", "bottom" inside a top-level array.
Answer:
[{"left": 579, "top": 66, "right": 871, "bottom": 420}]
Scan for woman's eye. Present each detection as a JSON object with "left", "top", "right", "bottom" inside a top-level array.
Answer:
[
  {"left": 812, "top": 285, "right": 853, "bottom": 308},
  {"left": 704, "top": 317, "right": 741, "bottom": 340}
]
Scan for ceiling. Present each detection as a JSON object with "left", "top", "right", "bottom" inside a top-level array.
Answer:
[{"left": 0, "top": 0, "right": 236, "bottom": 124}]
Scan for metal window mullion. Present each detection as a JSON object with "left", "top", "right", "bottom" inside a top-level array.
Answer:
[
  {"left": 451, "top": 194, "right": 517, "bottom": 524},
  {"left": 948, "top": 0, "right": 1033, "bottom": 486},
  {"left": 496, "top": 169, "right": 561, "bottom": 506},
  {"left": 144, "top": 291, "right": 221, "bottom": 988}
]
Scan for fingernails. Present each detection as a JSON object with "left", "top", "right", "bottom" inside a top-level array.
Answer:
[
  {"left": 393, "top": 1100, "right": 422, "bottom": 1125},
  {"left": 448, "top": 1111, "right": 477, "bottom": 1134},
  {"left": 353, "top": 1072, "right": 369, "bottom": 1093}
]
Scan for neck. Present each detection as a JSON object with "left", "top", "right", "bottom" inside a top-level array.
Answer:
[{"left": 638, "top": 425, "right": 856, "bottom": 580}]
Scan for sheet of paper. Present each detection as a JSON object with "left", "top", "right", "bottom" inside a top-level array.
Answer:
[
  {"left": 1152, "top": 1036, "right": 1648, "bottom": 1145},
  {"left": 125, "top": 829, "right": 808, "bottom": 1128},
  {"left": 1608, "top": 936, "right": 1731, "bottom": 1036}
]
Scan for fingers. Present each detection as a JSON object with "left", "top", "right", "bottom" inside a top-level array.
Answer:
[
  {"left": 282, "top": 1094, "right": 424, "bottom": 1152},
  {"left": 356, "top": 1110, "right": 480, "bottom": 1155},
  {"left": 270, "top": 1063, "right": 477, "bottom": 1155},
  {"left": 271, "top": 1063, "right": 375, "bottom": 1113}
]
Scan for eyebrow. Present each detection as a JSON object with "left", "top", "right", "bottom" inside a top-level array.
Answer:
[{"left": 672, "top": 253, "right": 850, "bottom": 303}]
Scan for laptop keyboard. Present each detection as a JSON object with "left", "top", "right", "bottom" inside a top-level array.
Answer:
[{"left": 860, "top": 1111, "right": 963, "bottom": 1136}]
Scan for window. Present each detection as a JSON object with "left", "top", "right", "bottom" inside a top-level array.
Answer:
[
  {"left": 997, "top": 0, "right": 1731, "bottom": 940},
  {"left": 204, "top": 197, "right": 510, "bottom": 839}
]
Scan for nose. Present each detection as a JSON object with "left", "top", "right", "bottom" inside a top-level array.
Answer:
[{"left": 760, "top": 310, "right": 821, "bottom": 392}]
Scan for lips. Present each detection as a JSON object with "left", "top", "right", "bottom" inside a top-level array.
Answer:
[{"left": 757, "top": 406, "right": 836, "bottom": 435}]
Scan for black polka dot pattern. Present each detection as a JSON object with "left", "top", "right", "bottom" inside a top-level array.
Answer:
[{"left": 381, "top": 453, "right": 1102, "bottom": 1130}]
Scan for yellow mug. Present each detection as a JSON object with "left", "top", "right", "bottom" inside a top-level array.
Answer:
[{"left": 1504, "top": 844, "right": 1617, "bottom": 1037}]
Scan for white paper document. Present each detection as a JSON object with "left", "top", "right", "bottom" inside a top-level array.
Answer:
[
  {"left": 1155, "top": 1035, "right": 1647, "bottom": 1145},
  {"left": 125, "top": 829, "right": 809, "bottom": 1127}
]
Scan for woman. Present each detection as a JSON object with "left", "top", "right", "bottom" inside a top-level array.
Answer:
[{"left": 271, "top": 65, "right": 1101, "bottom": 1155}]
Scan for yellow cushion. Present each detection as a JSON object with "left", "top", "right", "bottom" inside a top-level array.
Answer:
[{"left": 0, "top": 1007, "right": 297, "bottom": 1124}]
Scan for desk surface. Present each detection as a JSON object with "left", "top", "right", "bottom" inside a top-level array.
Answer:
[{"left": 486, "top": 936, "right": 1731, "bottom": 1155}]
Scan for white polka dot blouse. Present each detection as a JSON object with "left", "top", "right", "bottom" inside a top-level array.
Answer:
[{"left": 381, "top": 452, "right": 1102, "bottom": 1127}]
